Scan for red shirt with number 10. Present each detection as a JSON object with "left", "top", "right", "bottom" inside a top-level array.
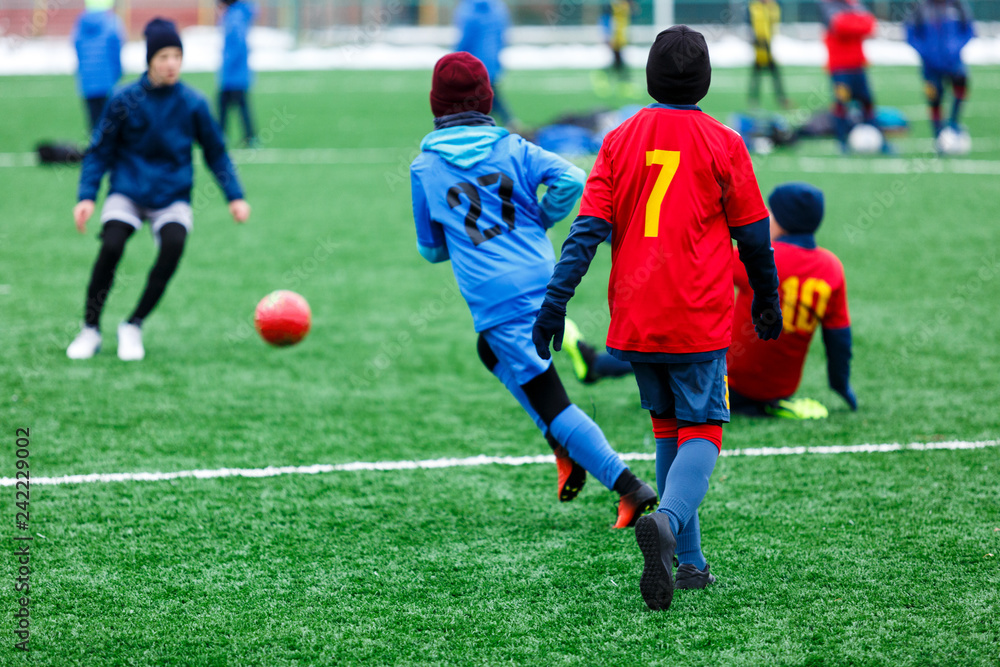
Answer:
[{"left": 579, "top": 106, "right": 769, "bottom": 354}]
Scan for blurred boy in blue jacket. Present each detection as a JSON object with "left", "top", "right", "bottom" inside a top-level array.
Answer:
[
  {"left": 455, "top": 0, "right": 513, "bottom": 125},
  {"left": 68, "top": 19, "right": 250, "bottom": 362},
  {"left": 906, "top": 0, "right": 974, "bottom": 137},
  {"left": 72, "top": 0, "right": 125, "bottom": 131},
  {"left": 218, "top": 0, "right": 257, "bottom": 145}
]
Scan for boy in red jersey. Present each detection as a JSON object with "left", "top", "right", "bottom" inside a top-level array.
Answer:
[
  {"left": 533, "top": 26, "right": 782, "bottom": 611},
  {"left": 728, "top": 183, "right": 856, "bottom": 418},
  {"left": 821, "top": 0, "right": 885, "bottom": 152}
]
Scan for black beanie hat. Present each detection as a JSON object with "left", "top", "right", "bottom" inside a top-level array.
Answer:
[
  {"left": 145, "top": 18, "right": 182, "bottom": 64},
  {"left": 769, "top": 182, "right": 825, "bottom": 234},
  {"left": 646, "top": 25, "right": 712, "bottom": 105}
]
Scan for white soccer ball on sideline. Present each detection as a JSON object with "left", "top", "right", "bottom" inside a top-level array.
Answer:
[
  {"left": 847, "top": 123, "right": 884, "bottom": 154},
  {"left": 936, "top": 126, "right": 972, "bottom": 156}
]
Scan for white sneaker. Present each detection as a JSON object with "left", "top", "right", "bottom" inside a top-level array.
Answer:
[
  {"left": 67, "top": 326, "right": 102, "bottom": 359},
  {"left": 117, "top": 322, "right": 145, "bottom": 361}
]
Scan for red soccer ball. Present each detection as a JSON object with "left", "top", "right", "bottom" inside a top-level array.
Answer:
[{"left": 254, "top": 290, "right": 311, "bottom": 347}]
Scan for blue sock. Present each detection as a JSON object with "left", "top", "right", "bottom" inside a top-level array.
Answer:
[
  {"left": 950, "top": 98, "right": 963, "bottom": 128},
  {"left": 549, "top": 405, "right": 626, "bottom": 490},
  {"left": 655, "top": 437, "right": 678, "bottom": 500},
  {"left": 656, "top": 439, "right": 719, "bottom": 537},
  {"left": 658, "top": 436, "right": 707, "bottom": 568},
  {"left": 492, "top": 361, "right": 546, "bottom": 434},
  {"left": 676, "top": 510, "right": 707, "bottom": 570}
]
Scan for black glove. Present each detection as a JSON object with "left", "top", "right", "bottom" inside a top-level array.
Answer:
[
  {"left": 532, "top": 301, "right": 566, "bottom": 360},
  {"left": 751, "top": 292, "right": 783, "bottom": 341}
]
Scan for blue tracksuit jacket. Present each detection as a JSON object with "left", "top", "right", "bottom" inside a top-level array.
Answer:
[
  {"left": 220, "top": 1, "right": 256, "bottom": 91},
  {"left": 906, "top": 0, "right": 974, "bottom": 74},
  {"left": 454, "top": 0, "right": 510, "bottom": 84},
  {"left": 72, "top": 9, "right": 124, "bottom": 98},
  {"left": 79, "top": 73, "right": 244, "bottom": 209}
]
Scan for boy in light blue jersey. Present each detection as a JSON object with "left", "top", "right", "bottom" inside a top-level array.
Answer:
[{"left": 410, "top": 53, "right": 656, "bottom": 527}]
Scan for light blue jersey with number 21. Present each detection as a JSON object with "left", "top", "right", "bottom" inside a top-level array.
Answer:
[{"left": 410, "top": 125, "right": 586, "bottom": 332}]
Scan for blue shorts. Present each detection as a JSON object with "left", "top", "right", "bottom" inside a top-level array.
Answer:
[
  {"left": 631, "top": 357, "right": 730, "bottom": 424},
  {"left": 831, "top": 69, "right": 873, "bottom": 105},
  {"left": 481, "top": 312, "right": 551, "bottom": 386},
  {"left": 922, "top": 67, "right": 967, "bottom": 101}
]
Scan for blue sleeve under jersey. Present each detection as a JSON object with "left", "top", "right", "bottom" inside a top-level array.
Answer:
[
  {"left": 543, "top": 214, "right": 613, "bottom": 311},
  {"left": 729, "top": 218, "right": 779, "bottom": 299},
  {"left": 411, "top": 168, "right": 449, "bottom": 263},
  {"left": 822, "top": 325, "right": 853, "bottom": 394}
]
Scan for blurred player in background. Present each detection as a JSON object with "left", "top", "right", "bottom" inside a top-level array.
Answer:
[
  {"left": 454, "top": 0, "right": 513, "bottom": 126},
  {"left": 605, "top": 0, "right": 633, "bottom": 80},
  {"left": 533, "top": 27, "right": 782, "bottom": 610},
  {"left": 820, "top": 0, "right": 884, "bottom": 152},
  {"left": 218, "top": 0, "right": 257, "bottom": 146},
  {"left": 68, "top": 19, "right": 250, "bottom": 361},
  {"left": 410, "top": 53, "right": 657, "bottom": 527},
  {"left": 729, "top": 183, "right": 856, "bottom": 419},
  {"left": 747, "top": 0, "right": 790, "bottom": 108},
  {"left": 905, "top": 0, "right": 974, "bottom": 139},
  {"left": 72, "top": 0, "right": 125, "bottom": 131}
]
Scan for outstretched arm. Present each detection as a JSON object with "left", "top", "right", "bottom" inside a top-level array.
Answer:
[
  {"left": 194, "top": 98, "right": 246, "bottom": 204},
  {"left": 823, "top": 326, "right": 856, "bottom": 410}
]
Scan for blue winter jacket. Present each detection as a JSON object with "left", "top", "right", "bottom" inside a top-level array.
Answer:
[
  {"left": 454, "top": 0, "right": 510, "bottom": 83},
  {"left": 72, "top": 9, "right": 124, "bottom": 98},
  {"left": 906, "top": 0, "right": 974, "bottom": 74},
  {"left": 220, "top": 1, "right": 256, "bottom": 91},
  {"left": 79, "top": 73, "right": 244, "bottom": 209}
]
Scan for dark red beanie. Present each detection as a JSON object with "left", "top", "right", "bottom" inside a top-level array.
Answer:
[{"left": 430, "top": 52, "right": 493, "bottom": 117}]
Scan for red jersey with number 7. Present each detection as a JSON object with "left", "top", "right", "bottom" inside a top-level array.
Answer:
[
  {"left": 579, "top": 106, "right": 769, "bottom": 354},
  {"left": 728, "top": 241, "right": 851, "bottom": 401}
]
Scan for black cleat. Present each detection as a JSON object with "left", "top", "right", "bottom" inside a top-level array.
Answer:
[
  {"left": 675, "top": 562, "right": 716, "bottom": 589},
  {"left": 635, "top": 512, "right": 676, "bottom": 611}
]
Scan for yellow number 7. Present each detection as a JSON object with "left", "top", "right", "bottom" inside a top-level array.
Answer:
[{"left": 644, "top": 150, "right": 681, "bottom": 237}]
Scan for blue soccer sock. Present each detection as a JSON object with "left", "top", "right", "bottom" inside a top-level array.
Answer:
[
  {"left": 655, "top": 437, "right": 678, "bottom": 499},
  {"left": 657, "top": 437, "right": 719, "bottom": 537},
  {"left": 950, "top": 96, "right": 964, "bottom": 128},
  {"left": 491, "top": 360, "right": 546, "bottom": 434},
  {"left": 651, "top": 416, "right": 679, "bottom": 498},
  {"left": 549, "top": 405, "right": 626, "bottom": 490},
  {"left": 676, "top": 510, "right": 707, "bottom": 570}
]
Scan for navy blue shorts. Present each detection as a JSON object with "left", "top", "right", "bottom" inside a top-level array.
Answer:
[
  {"left": 631, "top": 357, "right": 730, "bottom": 424},
  {"left": 922, "top": 67, "right": 967, "bottom": 102},
  {"left": 831, "top": 69, "right": 873, "bottom": 105}
]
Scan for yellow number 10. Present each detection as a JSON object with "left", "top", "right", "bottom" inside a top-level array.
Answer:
[{"left": 644, "top": 150, "right": 681, "bottom": 237}]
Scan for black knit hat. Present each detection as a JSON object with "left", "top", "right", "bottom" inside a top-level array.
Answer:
[
  {"left": 646, "top": 25, "right": 712, "bottom": 105},
  {"left": 144, "top": 18, "right": 182, "bottom": 64},
  {"left": 769, "top": 182, "right": 825, "bottom": 234}
]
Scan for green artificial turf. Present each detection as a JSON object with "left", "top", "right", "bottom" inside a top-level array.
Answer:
[{"left": 1, "top": 65, "right": 998, "bottom": 664}]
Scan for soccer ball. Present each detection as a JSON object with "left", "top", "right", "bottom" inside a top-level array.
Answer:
[
  {"left": 847, "top": 123, "right": 884, "bottom": 154},
  {"left": 254, "top": 290, "right": 311, "bottom": 347},
  {"left": 936, "top": 127, "right": 972, "bottom": 156}
]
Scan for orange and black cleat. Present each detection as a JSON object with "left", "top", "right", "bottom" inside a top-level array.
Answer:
[
  {"left": 556, "top": 451, "right": 587, "bottom": 502},
  {"left": 613, "top": 482, "right": 658, "bottom": 528}
]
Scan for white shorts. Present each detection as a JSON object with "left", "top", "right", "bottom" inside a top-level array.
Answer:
[{"left": 100, "top": 193, "right": 193, "bottom": 243}]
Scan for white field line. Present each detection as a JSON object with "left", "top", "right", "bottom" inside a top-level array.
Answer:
[{"left": 3, "top": 439, "right": 996, "bottom": 488}]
